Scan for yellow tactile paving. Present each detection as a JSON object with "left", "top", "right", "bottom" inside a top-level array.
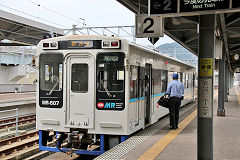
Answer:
[
  {"left": 138, "top": 110, "right": 197, "bottom": 160},
  {"left": 235, "top": 86, "right": 240, "bottom": 105},
  {"left": 138, "top": 92, "right": 218, "bottom": 160}
]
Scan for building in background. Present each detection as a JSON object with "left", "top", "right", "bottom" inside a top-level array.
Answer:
[
  {"left": 0, "top": 46, "right": 36, "bottom": 93},
  {"left": 156, "top": 42, "right": 198, "bottom": 67}
]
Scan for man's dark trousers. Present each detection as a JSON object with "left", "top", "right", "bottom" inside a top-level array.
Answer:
[{"left": 169, "top": 97, "right": 181, "bottom": 128}]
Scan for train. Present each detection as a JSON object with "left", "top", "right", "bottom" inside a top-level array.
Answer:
[{"left": 36, "top": 35, "right": 196, "bottom": 156}]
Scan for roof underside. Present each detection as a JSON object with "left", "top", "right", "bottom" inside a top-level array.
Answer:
[
  {"left": 0, "top": 10, "right": 64, "bottom": 46},
  {"left": 117, "top": 0, "right": 240, "bottom": 72}
]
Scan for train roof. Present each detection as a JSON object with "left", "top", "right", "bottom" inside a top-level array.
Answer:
[
  {"left": 38, "top": 35, "right": 196, "bottom": 69},
  {"left": 128, "top": 42, "right": 196, "bottom": 69}
]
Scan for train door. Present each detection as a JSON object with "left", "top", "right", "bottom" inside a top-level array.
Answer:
[
  {"left": 66, "top": 55, "right": 94, "bottom": 128},
  {"left": 145, "top": 64, "right": 152, "bottom": 125},
  {"left": 135, "top": 64, "right": 140, "bottom": 126},
  {"left": 130, "top": 65, "right": 140, "bottom": 126},
  {"left": 193, "top": 73, "right": 195, "bottom": 99}
]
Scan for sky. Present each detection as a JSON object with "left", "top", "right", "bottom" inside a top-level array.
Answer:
[{"left": 0, "top": 0, "right": 174, "bottom": 46}]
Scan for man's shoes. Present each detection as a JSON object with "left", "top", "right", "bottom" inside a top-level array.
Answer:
[{"left": 170, "top": 126, "right": 177, "bottom": 130}]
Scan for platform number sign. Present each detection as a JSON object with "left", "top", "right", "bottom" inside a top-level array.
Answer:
[
  {"left": 135, "top": 14, "right": 164, "bottom": 38},
  {"left": 150, "top": 0, "right": 177, "bottom": 14}
]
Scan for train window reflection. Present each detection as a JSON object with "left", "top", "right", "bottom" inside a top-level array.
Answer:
[
  {"left": 40, "top": 53, "right": 63, "bottom": 91},
  {"left": 71, "top": 64, "right": 88, "bottom": 92},
  {"left": 45, "top": 64, "right": 51, "bottom": 81},
  {"left": 97, "top": 53, "right": 124, "bottom": 92}
]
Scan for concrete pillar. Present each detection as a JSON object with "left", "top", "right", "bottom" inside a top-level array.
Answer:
[
  {"left": 197, "top": 15, "right": 215, "bottom": 160},
  {"left": 225, "top": 61, "right": 228, "bottom": 102},
  {"left": 217, "top": 49, "right": 226, "bottom": 117},
  {"left": 217, "top": 49, "right": 225, "bottom": 117}
]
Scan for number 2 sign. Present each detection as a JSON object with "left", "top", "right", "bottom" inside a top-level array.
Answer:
[{"left": 135, "top": 14, "right": 164, "bottom": 38}]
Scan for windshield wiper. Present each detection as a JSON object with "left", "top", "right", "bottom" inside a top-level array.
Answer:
[
  {"left": 100, "top": 80, "right": 112, "bottom": 97},
  {"left": 46, "top": 80, "right": 60, "bottom": 95}
]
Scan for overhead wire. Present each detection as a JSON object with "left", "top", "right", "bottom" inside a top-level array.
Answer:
[
  {"left": 0, "top": 3, "right": 68, "bottom": 28},
  {"left": 24, "top": 0, "right": 79, "bottom": 24}
]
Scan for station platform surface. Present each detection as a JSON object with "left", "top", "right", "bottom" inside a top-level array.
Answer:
[
  {"left": 0, "top": 92, "right": 36, "bottom": 108},
  {"left": 95, "top": 86, "right": 240, "bottom": 160}
]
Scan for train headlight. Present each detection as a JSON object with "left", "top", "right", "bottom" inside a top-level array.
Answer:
[
  {"left": 43, "top": 41, "right": 58, "bottom": 50},
  {"left": 102, "top": 40, "right": 120, "bottom": 49}
]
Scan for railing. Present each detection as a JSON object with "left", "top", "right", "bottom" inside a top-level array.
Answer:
[{"left": 0, "top": 108, "right": 18, "bottom": 136}]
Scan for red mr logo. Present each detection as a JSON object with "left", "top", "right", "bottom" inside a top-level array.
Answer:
[{"left": 97, "top": 102, "right": 104, "bottom": 108}]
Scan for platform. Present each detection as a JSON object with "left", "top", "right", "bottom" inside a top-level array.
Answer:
[
  {"left": 95, "top": 86, "right": 240, "bottom": 160},
  {"left": 0, "top": 92, "right": 36, "bottom": 108}
]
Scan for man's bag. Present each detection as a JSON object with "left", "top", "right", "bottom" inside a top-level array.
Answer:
[{"left": 157, "top": 95, "right": 169, "bottom": 108}]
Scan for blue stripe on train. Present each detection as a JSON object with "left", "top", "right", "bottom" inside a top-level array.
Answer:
[
  {"left": 129, "top": 87, "right": 194, "bottom": 103},
  {"left": 130, "top": 93, "right": 165, "bottom": 103}
]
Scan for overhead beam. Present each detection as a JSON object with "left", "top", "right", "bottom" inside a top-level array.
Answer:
[
  {"left": 229, "top": 45, "right": 240, "bottom": 52},
  {"left": 4, "top": 26, "right": 24, "bottom": 38},
  {"left": 181, "top": 16, "right": 199, "bottom": 24},
  {"left": 219, "top": 14, "right": 233, "bottom": 72},
  {"left": 225, "top": 13, "right": 240, "bottom": 27},
  {"left": 0, "top": 31, "right": 5, "bottom": 38},
  {"left": 116, "top": 0, "right": 139, "bottom": 14},
  {"left": 184, "top": 34, "right": 198, "bottom": 44},
  {"left": 0, "top": 42, "right": 28, "bottom": 46}
]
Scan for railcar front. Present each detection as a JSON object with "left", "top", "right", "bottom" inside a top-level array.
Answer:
[{"left": 36, "top": 36, "right": 131, "bottom": 155}]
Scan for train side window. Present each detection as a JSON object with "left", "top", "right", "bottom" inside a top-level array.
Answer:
[
  {"left": 161, "top": 70, "right": 167, "bottom": 93},
  {"left": 180, "top": 72, "right": 183, "bottom": 83},
  {"left": 71, "top": 64, "right": 88, "bottom": 92},
  {"left": 185, "top": 74, "right": 189, "bottom": 88},
  {"left": 152, "top": 69, "right": 161, "bottom": 94},
  {"left": 130, "top": 65, "right": 138, "bottom": 99}
]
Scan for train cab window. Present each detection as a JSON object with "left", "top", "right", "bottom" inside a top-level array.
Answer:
[
  {"left": 40, "top": 53, "right": 63, "bottom": 91},
  {"left": 71, "top": 64, "right": 88, "bottom": 92},
  {"left": 97, "top": 52, "right": 125, "bottom": 92}
]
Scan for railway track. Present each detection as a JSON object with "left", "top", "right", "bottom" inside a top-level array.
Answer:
[
  {"left": 0, "top": 130, "right": 57, "bottom": 160},
  {"left": 0, "top": 130, "right": 39, "bottom": 159},
  {"left": 0, "top": 114, "right": 36, "bottom": 130}
]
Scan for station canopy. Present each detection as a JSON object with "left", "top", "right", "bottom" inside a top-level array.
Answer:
[
  {"left": 117, "top": 0, "right": 240, "bottom": 72},
  {"left": 0, "top": 10, "right": 64, "bottom": 46}
]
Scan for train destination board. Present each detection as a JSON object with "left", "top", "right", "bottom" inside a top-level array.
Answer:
[{"left": 149, "top": 0, "right": 240, "bottom": 17}]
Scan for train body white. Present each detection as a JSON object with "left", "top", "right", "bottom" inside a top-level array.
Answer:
[{"left": 36, "top": 35, "right": 196, "bottom": 155}]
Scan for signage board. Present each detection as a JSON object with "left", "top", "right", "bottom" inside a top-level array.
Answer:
[
  {"left": 135, "top": 14, "right": 164, "bottom": 38},
  {"left": 200, "top": 58, "right": 213, "bottom": 77},
  {"left": 180, "top": 0, "right": 229, "bottom": 12},
  {"left": 149, "top": 0, "right": 240, "bottom": 17},
  {"left": 150, "top": 0, "right": 177, "bottom": 14},
  {"left": 198, "top": 78, "right": 213, "bottom": 118}
]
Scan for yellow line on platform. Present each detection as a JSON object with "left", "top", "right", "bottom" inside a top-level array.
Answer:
[
  {"left": 235, "top": 86, "right": 240, "bottom": 105},
  {"left": 138, "top": 92, "right": 218, "bottom": 160},
  {"left": 137, "top": 110, "right": 197, "bottom": 160}
]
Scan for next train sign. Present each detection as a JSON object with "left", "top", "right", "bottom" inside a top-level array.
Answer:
[{"left": 149, "top": 0, "right": 240, "bottom": 17}]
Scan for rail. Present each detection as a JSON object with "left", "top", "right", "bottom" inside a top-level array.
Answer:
[
  {"left": 0, "top": 108, "right": 18, "bottom": 136},
  {"left": 0, "top": 114, "right": 35, "bottom": 129}
]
